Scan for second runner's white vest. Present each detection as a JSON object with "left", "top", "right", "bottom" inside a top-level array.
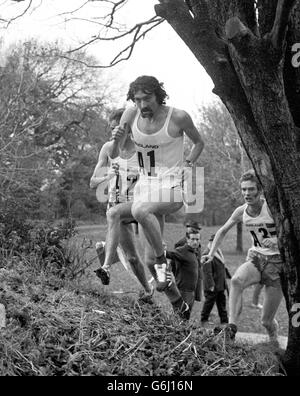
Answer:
[
  {"left": 243, "top": 200, "right": 279, "bottom": 255},
  {"left": 107, "top": 153, "right": 139, "bottom": 203}
]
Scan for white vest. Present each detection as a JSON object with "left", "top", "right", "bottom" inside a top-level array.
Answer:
[
  {"left": 107, "top": 153, "right": 139, "bottom": 203},
  {"left": 243, "top": 200, "right": 279, "bottom": 255},
  {"left": 132, "top": 107, "right": 184, "bottom": 188}
]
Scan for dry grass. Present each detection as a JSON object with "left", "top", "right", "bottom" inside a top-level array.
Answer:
[
  {"left": 0, "top": 221, "right": 288, "bottom": 376},
  {"left": 0, "top": 265, "right": 282, "bottom": 376}
]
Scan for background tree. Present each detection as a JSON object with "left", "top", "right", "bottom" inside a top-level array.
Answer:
[
  {"left": 55, "top": 151, "right": 107, "bottom": 221},
  {"left": 0, "top": 40, "right": 109, "bottom": 221},
  {"left": 194, "top": 102, "right": 251, "bottom": 252}
]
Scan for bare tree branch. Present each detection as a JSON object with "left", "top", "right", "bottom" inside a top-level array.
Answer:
[
  {"left": 53, "top": 0, "right": 128, "bottom": 31},
  {"left": 106, "top": 0, "right": 128, "bottom": 28},
  {"left": 56, "top": 16, "right": 123, "bottom": 32},
  {"left": 155, "top": 0, "right": 231, "bottom": 94},
  {"left": 5, "top": 0, "right": 33, "bottom": 27},
  {"left": 64, "top": 16, "right": 164, "bottom": 67},
  {"left": 109, "top": 18, "right": 164, "bottom": 66},
  {"left": 2, "top": 1, "right": 163, "bottom": 69},
  {"left": 29, "top": 0, "right": 43, "bottom": 16},
  {"left": 55, "top": 0, "right": 91, "bottom": 18},
  {"left": 271, "top": 0, "right": 298, "bottom": 48}
]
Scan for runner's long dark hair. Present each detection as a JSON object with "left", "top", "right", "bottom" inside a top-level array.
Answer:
[{"left": 127, "top": 75, "right": 168, "bottom": 105}]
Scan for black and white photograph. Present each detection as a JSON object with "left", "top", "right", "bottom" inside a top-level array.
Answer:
[{"left": 0, "top": 0, "right": 300, "bottom": 379}]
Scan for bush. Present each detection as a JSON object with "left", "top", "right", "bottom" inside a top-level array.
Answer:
[
  {"left": 71, "top": 200, "right": 88, "bottom": 220},
  {"left": 0, "top": 202, "right": 79, "bottom": 272}
]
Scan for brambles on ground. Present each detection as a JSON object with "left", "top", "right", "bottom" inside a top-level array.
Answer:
[
  {"left": 0, "top": 218, "right": 284, "bottom": 376},
  {"left": 0, "top": 205, "right": 95, "bottom": 280},
  {"left": 0, "top": 204, "right": 76, "bottom": 255},
  {"left": 0, "top": 265, "right": 282, "bottom": 376}
]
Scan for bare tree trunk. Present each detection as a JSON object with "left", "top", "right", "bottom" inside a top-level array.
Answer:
[{"left": 155, "top": 0, "right": 300, "bottom": 375}]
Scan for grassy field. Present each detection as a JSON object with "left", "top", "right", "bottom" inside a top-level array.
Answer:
[{"left": 77, "top": 221, "right": 288, "bottom": 337}]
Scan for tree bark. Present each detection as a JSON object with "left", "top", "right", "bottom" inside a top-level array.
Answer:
[
  {"left": 156, "top": 0, "right": 300, "bottom": 375},
  {"left": 225, "top": 13, "right": 300, "bottom": 375}
]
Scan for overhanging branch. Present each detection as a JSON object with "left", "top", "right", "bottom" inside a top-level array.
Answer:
[
  {"left": 65, "top": 16, "right": 164, "bottom": 67},
  {"left": 5, "top": 0, "right": 33, "bottom": 28},
  {"left": 55, "top": 0, "right": 92, "bottom": 19},
  {"left": 271, "top": 0, "right": 298, "bottom": 49},
  {"left": 155, "top": 0, "right": 231, "bottom": 93},
  {"left": 154, "top": 0, "right": 271, "bottom": 181},
  {"left": 2, "top": 1, "right": 164, "bottom": 70}
]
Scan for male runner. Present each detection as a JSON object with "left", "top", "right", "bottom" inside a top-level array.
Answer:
[
  {"left": 90, "top": 109, "right": 153, "bottom": 302},
  {"left": 202, "top": 170, "right": 283, "bottom": 342},
  {"left": 111, "top": 76, "right": 204, "bottom": 318}
]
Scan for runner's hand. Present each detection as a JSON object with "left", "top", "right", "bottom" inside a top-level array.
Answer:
[
  {"left": 111, "top": 125, "right": 126, "bottom": 142},
  {"left": 261, "top": 238, "right": 276, "bottom": 249},
  {"left": 107, "top": 166, "right": 119, "bottom": 178},
  {"left": 111, "top": 162, "right": 120, "bottom": 173},
  {"left": 201, "top": 254, "right": 214, "bottom": 264},
  {"left": 90, "top": 177, "right": 102, "bottom": 189}
]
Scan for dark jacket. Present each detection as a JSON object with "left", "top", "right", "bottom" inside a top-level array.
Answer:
[
  {"left": 202, "top": 247, "right": 229, "bottom": 292},
  {"left": 174, "top": 237, "right": 186, "bottom": 249},
  {"left": 174, "top": 237, "right": 201, "bottom": 260},
  {"left": 166, "top": 244, "right": 202, "bottom": 301}
]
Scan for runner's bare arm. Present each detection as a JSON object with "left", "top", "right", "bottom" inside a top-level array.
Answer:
[
  {"left": 110, "top": 107, "right": 137, "bottom": 159},
  {"left": 177, "top": 110, "right": 204, "bottom": 164},
  {"left": 202, "top": 205, "right": 245, "bottom": 263},
  {"left": 90, "top": 142, "right": 111, "bottom": 188}
]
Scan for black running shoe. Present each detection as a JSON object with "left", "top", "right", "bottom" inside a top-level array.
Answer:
[
  {"left": 94, "top": 267, "right": 110, "bottom": 285},
  {"left": 95, "top": 241, "right": 105, "bottom": 266},
  {"left": 175, "top": 301, "right": 190, "bottom": 321},
  {"left": 138, "top": 285, "right": 154, "bottom": 304},
  {"left": 224, "top": 323, "right": 237, "bottom": 340},
  {"left": 214, "top": 323, "right": 237, "bottom": 341}
]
